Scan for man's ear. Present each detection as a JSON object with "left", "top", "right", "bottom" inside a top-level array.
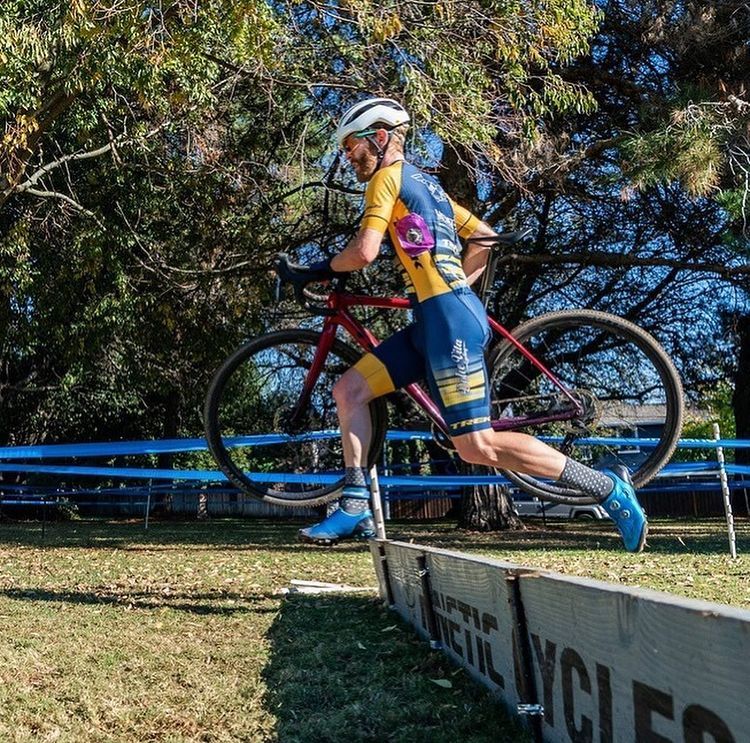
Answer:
[{"left": 375, "top": 128, "right": 390, "bottom": 147}]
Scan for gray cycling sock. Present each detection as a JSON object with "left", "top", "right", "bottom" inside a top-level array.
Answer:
[
  {"left": 558, "top": 458, "right": 614, "bottom": 503},
  {"left": 340, "top": 468, "right": 370, "bottom": 514},
  {"left": 345, "top": 467, "right": 368, "bottom": 487},
  {"left": 341, "top": 487, "right": 370, "bottom": 514}
]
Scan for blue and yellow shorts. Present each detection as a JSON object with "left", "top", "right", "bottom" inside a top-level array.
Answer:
[{"left": 353, "top": 288, "right": 492, "bottom": 436}]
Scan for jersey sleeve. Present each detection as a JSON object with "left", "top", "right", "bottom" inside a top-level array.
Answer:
[
  {"left": 449, "top": 198, "right": 481, "bottom": 238},
  {"left": 360, "top": 166, "right": 401, "bottom": 234}
]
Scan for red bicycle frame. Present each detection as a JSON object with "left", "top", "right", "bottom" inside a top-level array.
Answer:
[{"left": 298, "top": 289, "right": 583, "bottom": 438}]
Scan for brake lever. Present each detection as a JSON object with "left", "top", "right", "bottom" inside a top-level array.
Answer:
[
  {"left": 302, "top": 275, "right": 345, "bottom": 316},
  {"left": 273, "top": 252, "right": 341, "bottom": 316}
]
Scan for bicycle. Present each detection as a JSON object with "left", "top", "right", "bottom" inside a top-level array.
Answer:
[{"left": 204, "top": 234, "right": 684, "bottom": 507}]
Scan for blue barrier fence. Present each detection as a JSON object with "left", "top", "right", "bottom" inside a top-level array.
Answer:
[
  {"left": 0, "top": 433, "right": 741, "bottom": 560},
  {"left": 0, "top": 433, "right": 746, "bottom": 510},
  {"left": 0, "top": 432, "right": 748, "bottom": 484},
  {"left": 0, "top": 431, "right": 750, "bottom": 503}
]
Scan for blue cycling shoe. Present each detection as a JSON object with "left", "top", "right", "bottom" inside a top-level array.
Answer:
[
  {"left": 299, "top": 503, "right": 375, "bottom": 546},
  {"left": 600, "top": 465, "right": 648, "bottom": 553}
]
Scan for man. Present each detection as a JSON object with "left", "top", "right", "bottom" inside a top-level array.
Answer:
[{"left": 297, "top": 97, "right": 647, "bottom": 552}]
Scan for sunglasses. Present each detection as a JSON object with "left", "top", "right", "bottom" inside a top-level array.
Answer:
[{"left": 342, "top": 127, "right": 396, "bottom": 153}]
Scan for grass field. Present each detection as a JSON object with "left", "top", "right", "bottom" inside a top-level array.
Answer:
[{"left": 0, "top": 516, "right": 747, "bottom": 741}]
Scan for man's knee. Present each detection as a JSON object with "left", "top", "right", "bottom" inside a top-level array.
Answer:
[
  {"left": 333, "top": 370, "right": 373, "bottom": 409},
  {"left": 453, "top": 432, "right": 494, "bottom": 465}
]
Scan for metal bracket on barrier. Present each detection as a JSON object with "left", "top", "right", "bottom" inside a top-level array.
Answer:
[
  {"left": 417, "top": 555, "right": 442, "bottom": 650},
  {"left": 377, "top": 543, "right": 396, "bottom": 608},
  {"left": 507, "top": 574, "right": 543, "bottom": 743}
]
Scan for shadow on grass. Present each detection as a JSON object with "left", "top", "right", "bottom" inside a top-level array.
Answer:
[
  {"left": 260, "top": 592, "right": 529, "bottom": 743},
  {"left": 0, "top": 518, "right": 370, "bottom": 554},
  {"left": 0, "top": 585, "right": 280, "bottom": 616}
]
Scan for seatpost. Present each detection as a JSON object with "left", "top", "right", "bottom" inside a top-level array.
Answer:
[{"left": 477, "top": 241, "right": 500, "bottom": 309}]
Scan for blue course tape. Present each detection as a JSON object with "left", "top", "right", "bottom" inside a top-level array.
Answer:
[
  {"left": 0, "top": 432, "right": 342, "bottom": 460},
  {"left": 0, "top": 463, "right": 341, "bottom": 484},
  {"left": 0, "top": 432, "right": 748, "bottom": 488},
  {"left": 385, "top": 432, "right": 750, "bottom": 449},
  {"left": 0, "top": 462, "right": 511, "bottom": 487},
  {"left": 1, "top": 460, "right": 746, "bottom": 488},
  {"left": 2, "top": 431, "right": 750, "bottom": 461}
]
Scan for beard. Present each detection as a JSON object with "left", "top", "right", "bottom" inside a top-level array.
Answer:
[{"left": 350, "top": 146, "right": 378, "bottom": 182}]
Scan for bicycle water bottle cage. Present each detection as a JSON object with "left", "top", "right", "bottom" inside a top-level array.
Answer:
[{"left": 394, "top": 213, "right": 435, "bottom": 257}]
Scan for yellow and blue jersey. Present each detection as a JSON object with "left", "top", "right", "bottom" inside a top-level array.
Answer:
[
  {"left": 361, "top": 161, "right": 481, "bottom": 304},
  {"left": 353, "top": 160, "right": 492, "bottom": 436}
]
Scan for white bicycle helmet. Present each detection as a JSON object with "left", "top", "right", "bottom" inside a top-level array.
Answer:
[{"left": 335, "top": 97, "right": 410, "bottom": 147}]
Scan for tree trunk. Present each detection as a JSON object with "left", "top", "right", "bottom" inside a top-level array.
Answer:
[
  {"left": 733, "top": 314, "right": 750, "bottom": 467},
  {"left": 458, "top": 463, "right": 523, "bottom": 531},
  {"left": 439, "top": 143, "right": 481, "bottom": 213}
]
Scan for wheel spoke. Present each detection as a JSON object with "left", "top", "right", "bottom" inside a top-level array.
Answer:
[
  {"left": 204, "top": 330, "right": 386, "bottom": 505},
  {"left": 489, "top": 311, "right": 683, "bottom": 503}
]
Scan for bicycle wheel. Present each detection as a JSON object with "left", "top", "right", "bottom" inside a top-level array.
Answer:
[
  {"left": 204, "top": 329, "right": 388, "bottom": 507},
  {"left": 488, "top": 309, "right": 683, "bottom": 504}
]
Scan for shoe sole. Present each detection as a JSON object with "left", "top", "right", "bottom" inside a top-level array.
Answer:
[
  {"left": 632, "top": 519, "right": 648, "bottom": 553},
  {"left": 298, "top": 531, "right": 375, "bottom": 547},
  {"left": 298, "top": 533, "right": 338, "bottom": 546}
]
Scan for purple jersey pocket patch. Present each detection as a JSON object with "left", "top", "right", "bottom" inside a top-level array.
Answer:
[{"left": 394, "top": 213, "right": 435, "bottom": 257}]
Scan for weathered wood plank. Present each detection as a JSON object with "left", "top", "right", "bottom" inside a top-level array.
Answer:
[
  {"left": 425, "top": 549, "right": 522, "bottom": 703},
  {"left": 519, "top": 572, "right": 750, "bottom": 743},
  {"left": 372, "top": 540, "right": 750, "bottom": 743},
  {"left": 381, "top": 541, "right": 430, "bottom": 639}
]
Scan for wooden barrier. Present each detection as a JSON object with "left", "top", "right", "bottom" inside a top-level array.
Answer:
[{"left": 370, "top": 540, "right": 750, "bottom": 743}]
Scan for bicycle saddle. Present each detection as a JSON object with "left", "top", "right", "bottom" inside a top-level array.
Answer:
[{"left": 469, "top": 228, "right": 533, "bottom": 247}]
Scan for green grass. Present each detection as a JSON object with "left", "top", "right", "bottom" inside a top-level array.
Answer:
[
  {"left": 390, "top": 516, "right": 750, "bottom": 607},
  {"left": 0, "top": 516, "right": 747, "bottom": 741}
]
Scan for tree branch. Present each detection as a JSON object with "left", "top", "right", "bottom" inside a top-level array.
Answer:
[
  {"left": 495, "top": 251, "right": 750, "bottom": 282},
  {"left": 15, "top": 141, "right": 121, "bottom": 193},
  {"left": 275, "top": 179, "right": 364, "bottom": 203},
  {"left": 24, "top": 187, "right": 100, "bottom": 222},
  {"left": 15, "top": 126, "right": 165, "bottom": 193}
]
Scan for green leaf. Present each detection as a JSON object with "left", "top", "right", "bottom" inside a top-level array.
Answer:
[{"left": 430, "top": 678, "right": 453, "bottom": 688}]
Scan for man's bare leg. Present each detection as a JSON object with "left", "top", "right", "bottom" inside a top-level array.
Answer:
[
  {"left": 298, "top": 368, "right": 377, "bottom": 544},
  {"left": 334, "top": 368, "right": 374, "bottom": 472},
  {"left": 453, "top": 430, "right": 567, "bottom": 478},
  {"left": 453, "top": 429, "right": 622, "bottom": 499},
  {"left": 452, "top": 428, "right": 648, "bottom": 552}
]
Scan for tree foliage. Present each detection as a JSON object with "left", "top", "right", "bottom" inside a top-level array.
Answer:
[
  {"left": 0, "top": 0, "right": 609, "bottom": 447},
  {"left": 0, "top": 0, "right": 748, "bottom": 465},
  {"left": 0, "top": 1, "right": 284, "bottom": 202}
]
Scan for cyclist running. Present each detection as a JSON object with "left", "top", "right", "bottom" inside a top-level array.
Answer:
[{"left": 296, "top": 97, "right": 647, "bottom": 552}]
